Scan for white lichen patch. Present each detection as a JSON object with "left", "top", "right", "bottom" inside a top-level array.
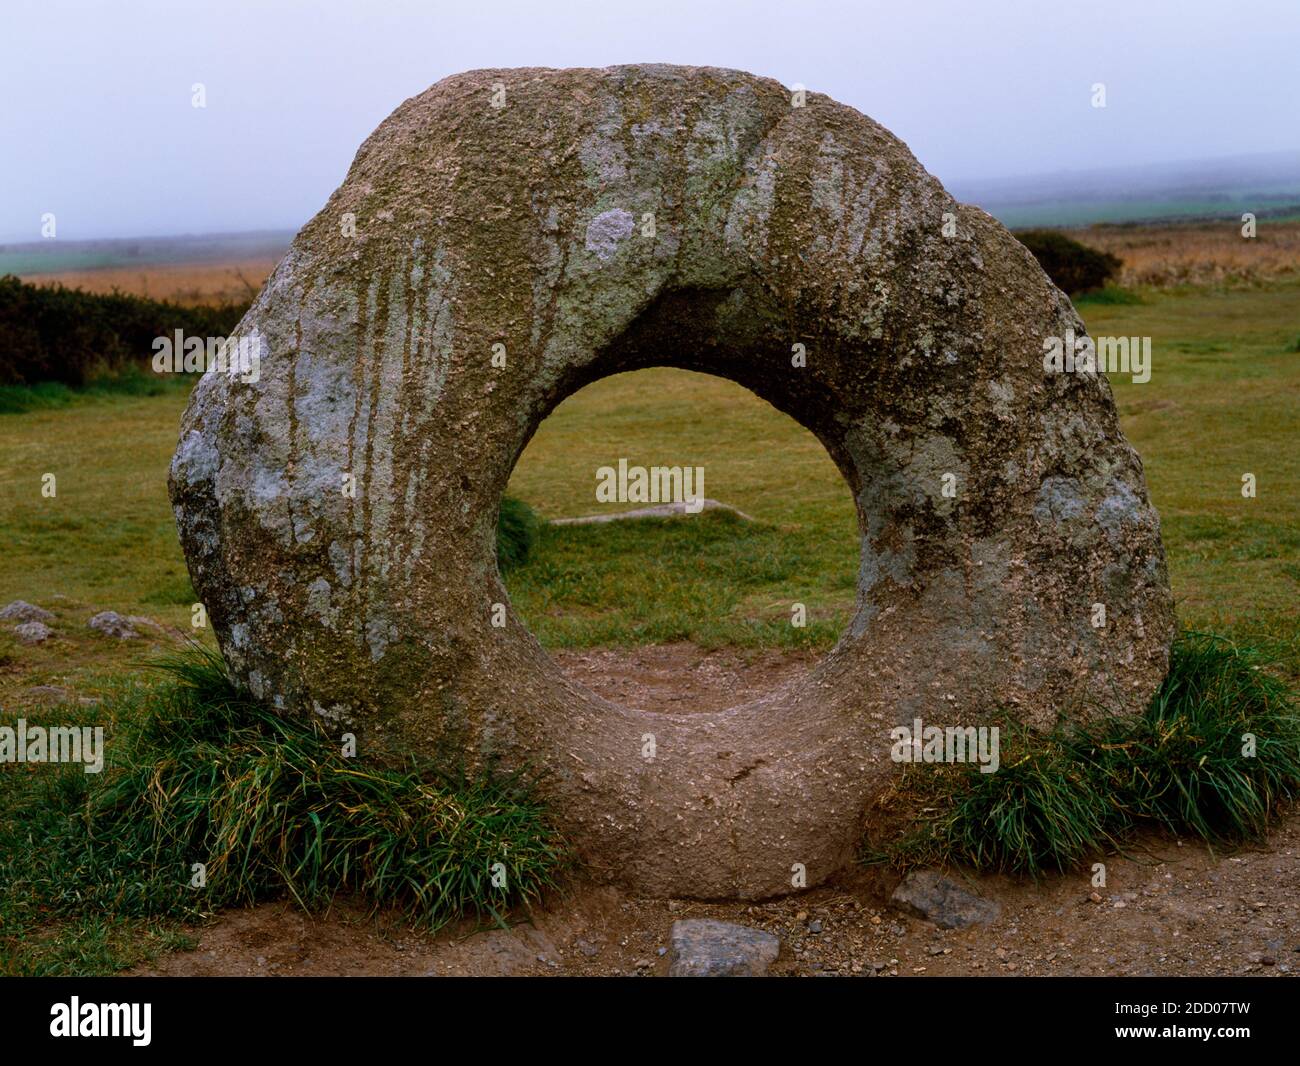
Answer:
[{"left": 585, "top": 208, "right": 635, "bottom": 260}]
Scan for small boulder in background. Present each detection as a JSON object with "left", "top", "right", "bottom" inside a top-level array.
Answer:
[
  {"left": 14, "top": 621, "right": 53, "bottom": 644},
  {"left": 0, "top": 600, "right": 54, "bottom": 624},
  {"left": 88, "top": 611, "right": 140, "bottom": 640}
]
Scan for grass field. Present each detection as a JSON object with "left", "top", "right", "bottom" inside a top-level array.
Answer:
[{"left": 1, "top": 278, "right": 1297, "bottom": 677}]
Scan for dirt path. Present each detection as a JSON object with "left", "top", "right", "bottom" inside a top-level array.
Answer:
[
  {"left": 131, "top": 645, "right": 1299, "bottom": 978},
  {"left": 132, "top": 819, "right": 1299, "bottom": 978}
]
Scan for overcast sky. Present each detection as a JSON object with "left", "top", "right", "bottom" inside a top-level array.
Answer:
[{"left": 3, "top": 0, "right": 1297, "bottom": 241}]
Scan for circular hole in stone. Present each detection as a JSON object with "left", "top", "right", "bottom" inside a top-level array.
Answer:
[{"left": 500, "top": 367, "right": 859, "bottom": 714}]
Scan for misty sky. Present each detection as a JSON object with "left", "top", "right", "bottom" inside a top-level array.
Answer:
[{"left": 3, "top": 0, "right": 1297, "bottom": 241}]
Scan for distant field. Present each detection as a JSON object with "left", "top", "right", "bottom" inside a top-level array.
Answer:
[
  {"left": 990, "top": 199, "right": 1300, "bottom": 229},
  {"left": 1067, "top": 219, "right": 1300, "bottom": 288},
  {"left": 20, "top": 257, "right": 281, "bottom": 306},
  {"left": 0, "top": 231, "right": 292, "bottom": 277},
  {"left": 0, "top": 231, "right": 289, "bottom": 306},
  {"left": 951, "top": 151, "right": 1300, "bottom": 229}
]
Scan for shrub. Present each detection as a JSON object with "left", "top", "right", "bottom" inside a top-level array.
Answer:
[
  {"left": 497, "top": 495, "right": 540, "bottom": 571},
  {"left": 1014, "top": 229, "right": 1122, "bottom": 295},
  {"left": 0, "top": 274, "right": 249, "bottom": 387}
]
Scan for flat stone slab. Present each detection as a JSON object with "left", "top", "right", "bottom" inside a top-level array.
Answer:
[
  {"left": 891, "top": 869, "right": 1001, "bottom": 930},
  {"left": 23, "top": 685, "right": 72, "bottom": 703},
  {"left": 668, "top": 919, "right": 780, "bottom": 976},
  {"left": 550, "top": 499, "right": 754, "bottom": 525}
]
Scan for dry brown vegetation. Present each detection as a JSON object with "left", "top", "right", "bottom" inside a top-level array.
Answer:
[
  {"left": 1068, "top": 219, "right": 1300, "bottom": 288},
  {"left": 21, "top": 221, "right": 1298, "bottom": 305},
  {"left": 22, "top": 256, "right": 279, "bottom": 306}
]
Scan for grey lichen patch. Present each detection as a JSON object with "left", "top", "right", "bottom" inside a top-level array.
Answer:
[
  {"left": 1094, "top": 478, "right": 1147, "bottom": 542},
  {"left": 584, "top": 208, "right": 635, "bottom": 260},
  {"left": 1034, "top": 476, "right": 1087, "bottom": 525},
  {"left": 305, "top": 577, "right": 334, "bottom": 627}
]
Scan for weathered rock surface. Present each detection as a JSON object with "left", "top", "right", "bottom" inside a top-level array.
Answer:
[
  {"left": 667, "top": 919, "right": 780, "bottom": 976},
  {"left": 0, "top": 601, "right": 54, "bottom": 624},
  {"left": 892, "top": 870, "right": 1002, "bottom": 929},
  {"left": 14, "top": 621, "right": 53, "bottom": 644},
  {"left": 170, "top": 65, "right": 1175, "bottom": 899},
  {"left": 87, "top": 611, "right": 139, "bottom": 640}
]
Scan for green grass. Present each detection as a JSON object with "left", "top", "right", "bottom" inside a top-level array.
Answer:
[
  {"left": 1, "top": 281, "right": 1295, "bottom": 659},
  {"left": 1073, "top": 285, "right": 1144, "bottom": 306},
  {"left": 0, "top": 647, "right": 567, "bottom": 975},
  {"left": 508, "top": 508, "right": 848, "bottom": 648},
  {"left": 882, "top": 634, "right": 1300, "bottom": 876},
  {"left": 0, "top": 365, "right": 191, "bottom": 414}
]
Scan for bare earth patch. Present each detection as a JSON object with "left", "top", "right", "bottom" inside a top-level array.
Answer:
[
  {"left": 131, "top": 820, "right": 1300, "bottom": 979},
  {"left": 549, "top": 642, "right": 820, "bottom": 713},
  {"left": 130, "top": 644, "right": 1300, "bottom": 979}
]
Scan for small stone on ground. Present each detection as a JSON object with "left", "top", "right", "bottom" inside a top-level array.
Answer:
[
  {"left": 668, "top": 918, "right": 780, "bottom": 976},
  {"left": 88, "top": 611, "right": 140, "bottom": 640},
  {"left": 892, "top": 870, "right": 1002, "bottom": 930}
]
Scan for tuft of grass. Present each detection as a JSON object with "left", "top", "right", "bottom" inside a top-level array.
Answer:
[
  {"left": 882, "top": 633, "right": 1300, "bottom": 877},
  {"left": 103, "top": 646, "right": 568, "bottom": 924},
  {"left": 1088, "top": 633, "right": 1300, "bottom": 842},
  {"left": 496, "top": 495, "right": 539, "bottom": 572},
  {"left": 0, "top": 646, "right": 569, "bottom": 973},
  {"left": 892, "top": 726, "right": 1116, "bottom": 876}
]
